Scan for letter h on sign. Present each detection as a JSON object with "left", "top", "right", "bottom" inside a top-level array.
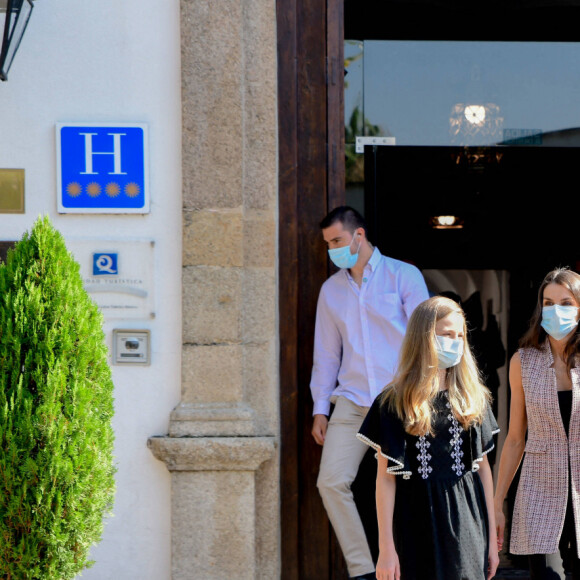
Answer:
[
  {"left": 56, "top": 123, "right": 149, "bottom": 214},
  {"left": 80, "top": 132, "right": 127, "bottom": 176}
]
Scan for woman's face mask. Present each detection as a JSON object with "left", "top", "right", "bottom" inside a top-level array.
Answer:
[
  {"left": 541, "top": 304, "right": 579, "bottom": 341},
  {"left": 435, "top": 335, "right": 464, "bottom": 369}
]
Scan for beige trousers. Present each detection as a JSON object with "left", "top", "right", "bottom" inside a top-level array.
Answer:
[{"left": 317, "top": 396, "right": 374, "bottom": 578}]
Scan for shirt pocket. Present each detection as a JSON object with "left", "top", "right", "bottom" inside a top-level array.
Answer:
[
  {"left": 380, "top": 292, "right": 400, "bottom": 305},
  {"left": 367, "top": 292, "right": 402, "bottom": 322}
]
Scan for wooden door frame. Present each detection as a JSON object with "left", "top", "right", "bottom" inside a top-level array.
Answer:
[
  {"left": 277, "top": 2, "right": 580, "bottom": 576},
  {"left": 277, "top": 0, "right": 345, "bottom": 576}
]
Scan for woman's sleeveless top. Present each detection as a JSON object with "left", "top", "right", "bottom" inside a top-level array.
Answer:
[{"left": 511, "top": 344, "right": 580, "bottom": 557}]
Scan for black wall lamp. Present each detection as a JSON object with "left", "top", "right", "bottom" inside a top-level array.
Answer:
[{"left": 0, "top": 0, "right": 34, "bottom": 81}]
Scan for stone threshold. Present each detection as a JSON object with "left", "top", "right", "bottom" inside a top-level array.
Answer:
[{"left": 494, "top": 568, "right": 572, "bottom": 579}]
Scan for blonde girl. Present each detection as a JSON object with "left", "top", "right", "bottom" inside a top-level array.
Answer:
[{"left": 357, "top": 295, "right": 499, "bottom": 580}]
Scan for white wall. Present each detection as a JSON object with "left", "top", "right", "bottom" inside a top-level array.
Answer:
[{"left": 0, "top": 1, "right": 182, "bottom": 578}]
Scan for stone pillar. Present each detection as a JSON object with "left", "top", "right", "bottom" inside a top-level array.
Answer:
[
  {"left": 148, "top": 0, "right": 279, "bottom": 577},
  {"left": 148, "top": 437, "right": 276, "bottom": 579}
]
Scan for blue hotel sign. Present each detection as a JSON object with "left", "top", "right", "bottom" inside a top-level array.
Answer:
[{"left": 56, "top": 123, "right": 149, "bottom": 213}]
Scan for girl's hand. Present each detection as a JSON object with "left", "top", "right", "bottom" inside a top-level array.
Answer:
[
  {"left": 495, "top": 505, "right": 506, "bottom": 553},
  {"left": 376, "top": 544, "right": 400, "bottom": 580},
  {"left": 488, "top": 544, "right": 500, "bottom": 579}
]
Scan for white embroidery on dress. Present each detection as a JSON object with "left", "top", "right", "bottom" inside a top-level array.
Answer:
[
  {"left": 472, "top": 443, "right": 496, "bottom": 472},
  {"left": 355, "top": 433, "right": 413, "bottom": 479},
  {"left": 416, "top": 436, "right": 432, "bottom": 479},
  {"left": 447, "top": 401, "right": 465, "bottom": 476}
]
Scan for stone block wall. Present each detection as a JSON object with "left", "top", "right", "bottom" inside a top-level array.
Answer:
[{"left": 148, "top": 0, "right": 280, "bottom": 577}]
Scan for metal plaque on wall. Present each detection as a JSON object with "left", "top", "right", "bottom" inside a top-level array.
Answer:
[
  {"left": 66, "top": 238, "right": 155, "bottom": 319},
  {"left": 0, "top": 169, "right": 25, "bottom": 213}
]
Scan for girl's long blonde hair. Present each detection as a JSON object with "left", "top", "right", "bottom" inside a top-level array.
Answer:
[{"left": 381, "top": 295, "right": 490, "bottom": 436}]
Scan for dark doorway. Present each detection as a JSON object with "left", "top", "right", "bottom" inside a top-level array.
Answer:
[
  {"left": 364, "top": 144, "right": 580, "bottom": 572},
  {"left": 365, "top": 146, "right": 577, "bottom": 270},
  {"left": 364, "top": 144, "right": 580, "bottom": 349},
  {"left": 278, "top": 0, "right": 580, "bottom": 576}
]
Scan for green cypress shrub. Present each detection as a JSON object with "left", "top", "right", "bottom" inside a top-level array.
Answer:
[{"left": 0, "top": 216, "right": 115, "bottom": 579}]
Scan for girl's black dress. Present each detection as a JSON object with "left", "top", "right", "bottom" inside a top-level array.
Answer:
[{"left": 357, "top": 390, "right": 499, "bottom": 580}]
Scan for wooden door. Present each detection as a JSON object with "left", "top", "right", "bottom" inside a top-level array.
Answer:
[
  {"left": 278, "top": 1, "right": 580, "bottom": 577},
  {"left": 277, "top": 0, "right": 346, "bottom": 577}
]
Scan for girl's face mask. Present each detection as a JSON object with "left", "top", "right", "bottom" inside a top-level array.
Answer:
[{"left": 435, "top": 335, "right": 464, "bottom": 369}]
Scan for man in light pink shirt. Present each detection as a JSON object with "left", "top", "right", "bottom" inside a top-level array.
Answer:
[{"left": 311, "top": 206, "right": 429, "bottom": 580}]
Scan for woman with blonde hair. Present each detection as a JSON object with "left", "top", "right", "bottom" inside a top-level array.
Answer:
[
  {"left": 357, "top": 295, "right": 499, "bottom": 580},
  {"left": 494, "top": 267, "right": 580, "bottom": 579}
]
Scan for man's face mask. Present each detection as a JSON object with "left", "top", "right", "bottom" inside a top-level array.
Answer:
[{"left": 328, "top": 232, "right": 361, "bottom": 269}]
